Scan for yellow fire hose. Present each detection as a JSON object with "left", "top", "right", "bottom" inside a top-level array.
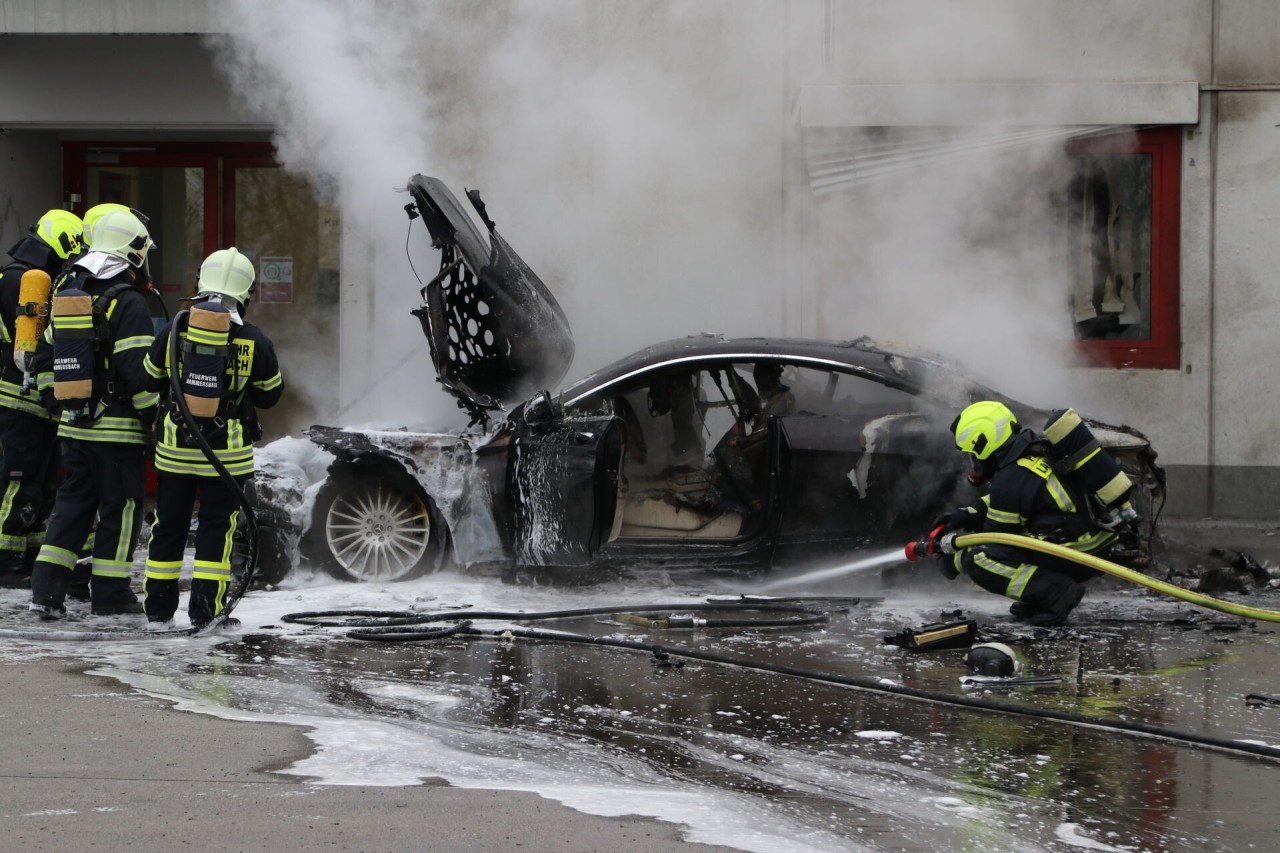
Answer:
[{"left": 954, "top": 532, "right": 1280, "bottom": 623}]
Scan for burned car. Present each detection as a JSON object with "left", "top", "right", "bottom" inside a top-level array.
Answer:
[{"left": 252, "top": 176, "right": 1164, "bottom": 585}]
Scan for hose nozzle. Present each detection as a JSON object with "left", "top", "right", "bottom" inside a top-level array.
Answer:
[{"left": 904, "top": 525, "right": 960, "bottom": 561}]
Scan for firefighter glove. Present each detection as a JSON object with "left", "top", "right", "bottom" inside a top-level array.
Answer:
[
  {"left": 935, "top": 553, "right": 960, "bottom": 580},
  {"left": 931, "top": 508, "right": 976, "bottom": 534}
]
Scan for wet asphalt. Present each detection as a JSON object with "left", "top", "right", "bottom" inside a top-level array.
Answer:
[{"left": 0, "top": 512, "right": 1274, "bottom": 850}]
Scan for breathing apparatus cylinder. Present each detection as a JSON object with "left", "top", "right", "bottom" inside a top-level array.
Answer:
[
  {"left": 1043, "top": 408, "right": 1137, "bottom": 520},
  {"left": 51, "top": 288, "right": 96, "bottom": 407},
  {"left": 181, "top": 301, "right": 232, "bottom": 419},
  {"left": 13, "top": 268, "right": 51, "bottom": 375}
]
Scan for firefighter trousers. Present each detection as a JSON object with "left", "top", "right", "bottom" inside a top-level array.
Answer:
[
  {"left": 0, "top": 409, "right": 60, "bottom": 566},
  {"left": 957, "top": 542, "right": 1099, "bottom": 622},
  {"left": 29, "top": 439, "right": 145, "bottom": 610},
  {"left": 143, "top": 472, "right": 244, "bottom": 626}
]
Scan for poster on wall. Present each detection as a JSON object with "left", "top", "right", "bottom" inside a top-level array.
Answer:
[{"left": 258, "top": 256, "right": 294, "bottom": 303}]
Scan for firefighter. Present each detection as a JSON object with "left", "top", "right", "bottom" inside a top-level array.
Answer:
[
  {"left": 141, "top": 247, "right": 282, "bottom": 629},
  {"left": 0, "top": 210, "right": 84, "bottom": 587},
  {"left": 27, "top": 208, "right": 160, "bottom": 619},
  {"left": 930, "top": 400, "right": 1118, "bottom": 626}
]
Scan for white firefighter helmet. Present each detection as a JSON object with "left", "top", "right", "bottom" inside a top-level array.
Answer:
[
  {"left": 965, "top": 642, "right": 1023, "bottom": 677},
  {"left": 197, "top": 247, "right": 256, "bottom": 305},
  {"left": 90, "top": 208, "right": 154, "bottom": 268}
]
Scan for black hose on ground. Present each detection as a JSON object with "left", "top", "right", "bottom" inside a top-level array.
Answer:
[
  {"left": 284, "top": 600, "right": 843, "bottom": 633},
  {"left": 281, "top": 599, "right": 1280, "bottom": 764}
]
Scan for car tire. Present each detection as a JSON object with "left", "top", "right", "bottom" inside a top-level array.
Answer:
[{"left": 304, "top": 461, "right": 443, "bottom": 583}]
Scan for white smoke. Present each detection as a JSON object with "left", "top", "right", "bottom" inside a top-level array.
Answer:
[{"left": 209, "top": 1, "right": 1108, "bottom": 430}]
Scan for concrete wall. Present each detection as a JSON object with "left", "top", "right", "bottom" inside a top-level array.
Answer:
[
  {"left": 0, "top": 131, "right": 59, "bottom": 242},
  {"left": 4, "top": 0, "right": 1280, "bottom": 516},
  {"left": 0, "top": 0, "right": 218, "bottom": 33},
  {"left": 786, "top": 1, "right": 1280, "bottom": 518}
]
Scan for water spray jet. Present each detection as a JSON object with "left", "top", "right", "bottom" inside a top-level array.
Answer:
[{"left": 755, "top": 549, "right": 906, "bottom": 592}]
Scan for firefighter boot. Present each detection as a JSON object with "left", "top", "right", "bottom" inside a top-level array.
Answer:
[
  {"left": 91, "top": 577, "right": 144, "bottom": 616},
  {"left": 28, "top": 562, "right": 68, "bottom": 620},
  {"left": 143, "top": 576, "right": 179, "bottom": 625},
  {"left": 188, "top": 578, "right": 227, "bottom": 630},
  {"left": 1030, "top": 583, "right": 1086, "bottom": 627}
]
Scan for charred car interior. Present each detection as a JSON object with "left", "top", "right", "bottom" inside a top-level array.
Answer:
[{"left": 251, "top": 175, "right": 1166, "bottom": 586}]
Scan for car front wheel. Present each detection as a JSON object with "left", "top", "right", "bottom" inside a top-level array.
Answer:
[{"left": 307, "top": 463, "right": 441, "bottom": 582}]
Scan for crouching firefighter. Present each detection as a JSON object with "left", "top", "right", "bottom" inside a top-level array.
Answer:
[
  {"left": 141, "top": 248, "right": 282, "bottom": 629},
  {"left": 27, "top": 208, "right": 160, "bottom": 618},
  {"left": 920, "top": 401, "right": 1136, "bottom": 627}
]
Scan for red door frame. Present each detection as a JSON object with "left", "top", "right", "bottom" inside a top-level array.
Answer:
[{"left": 62, "top": 141, "right": 280, "bottom": 259}]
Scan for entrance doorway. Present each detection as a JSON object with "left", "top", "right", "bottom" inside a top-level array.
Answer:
[{"left": 62, "top": 141, "right": 339, "bottom": 439}]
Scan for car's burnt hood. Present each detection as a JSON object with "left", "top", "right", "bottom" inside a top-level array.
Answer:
[{"left": 407, "top": 175, "right": 574, "bottom": 421}]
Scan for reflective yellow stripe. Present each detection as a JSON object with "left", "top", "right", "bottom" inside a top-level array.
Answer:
[
  {"left": 132, "top": 390, "right": 160, "bottom": 409},
  {"left": 1097, "top": 472, "right": 1132, "bottom": 506},
  {"left": 221, "top": 509, "right": 240, "bottom": 566},
  {"left": 1044, "top": 408, "right": 1082, "bottom": 444},
  {"left": 113, "top": 335, "right": 152, "bottom": 353},
  {"left": 91, "top": 558, "right": 132, "bottom": 579},
  {"left": 1072, "top": 446, "right": 1102, "bottom": 471},
  {"left": 115, "top": 498, "right": 136, "bottom": 564},
  {"left": 0, "top": 481, "right": 22, "bottom": 547},
  {"left": 145, "top": 559, "right": 183, "bottom": 581},
  {"left": 193, "top": 559, "right": 231, "bottom": 581},
  {"left": 155, "top": 457, "right": 255, "bottom": 478},
  {"left": 254, "top": 372, "right": 282, "bottom": 391},
  {"left": 987, "top": 507, "right": 1022, "bottom": 526},
  {"left": 1044, "top": 472, "right": 1076, "bottom": 513},
  {"left": 0, "top": 392, "right": 53, "bottom": 418},
  {"left": 37, "top": 544, "right": 78, "bottom": 569},
  {"left": 143, "top": 354, "right": 165, "bottom": 378},
  {"left": 185, "top": 327, "right": 225, "bottom": 346},
  {"left": 58, "top": 422, "right": 148, "bottom": 444},
  {"left": 1064, "top": 529, "right": 1118, "bottom": 555},
  {"left": 973, "top": 550, "right": 1037, "bottom": 599}
]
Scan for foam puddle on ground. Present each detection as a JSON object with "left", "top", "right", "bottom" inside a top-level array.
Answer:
[{"left": 0, "top": 571, "right": 1266, "bottom": 852}]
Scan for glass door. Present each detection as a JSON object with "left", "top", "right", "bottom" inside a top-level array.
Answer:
[
  {"left": 226, "top": 158, "right": 342, "bottom": 438},
  {"left": 64, "top": 142, "right": 337, "bottom": 440}
]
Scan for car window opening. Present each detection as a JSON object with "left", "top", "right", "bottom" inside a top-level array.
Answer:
[{"left": 601, "top": 362, "right": 928, "bottom": 544}]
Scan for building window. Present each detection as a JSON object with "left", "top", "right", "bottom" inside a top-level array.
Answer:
[{"left": 1063, "top": 126, "right": 1181, "bottom": 369}]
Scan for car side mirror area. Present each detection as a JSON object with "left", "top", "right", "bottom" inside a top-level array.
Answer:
[{"left": 524, "top": 390, "right": 556, "bottom": 429}]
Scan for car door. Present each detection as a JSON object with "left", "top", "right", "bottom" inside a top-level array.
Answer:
[{"left": 510, "top": 414, "right": 622, "bottom": 566}]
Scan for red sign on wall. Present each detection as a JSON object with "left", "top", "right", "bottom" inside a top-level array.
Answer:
[{"left": 258, "top": 256, "right": 294, "bottom": 303}]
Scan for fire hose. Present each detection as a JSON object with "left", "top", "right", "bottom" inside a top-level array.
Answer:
[
  {"left": 281, "top": 598, "right": 1280, "bottom": 763},
  {"left": 907, "top": 528, "right": 1280, "bottom": 624}
]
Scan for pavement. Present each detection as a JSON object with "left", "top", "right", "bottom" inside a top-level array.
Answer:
[
  {"left": 0, "top": 660, "right": 740, "bottom": 852},
  {"left": 1, "top": 514, "right": 1275, "bottom": 853}
]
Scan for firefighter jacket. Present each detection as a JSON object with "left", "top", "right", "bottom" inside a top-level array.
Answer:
[
  {"left": 961, "top": 431, "right": 1115, "bottom": 556},
  {"left": 30, "top": 269, "right": 159, "bottom": 444},
  {"left": 142, "top": 316, "right": 283, "bottom": 478},
  {"left": 0, "top": 256, "right": 56, "bottom": 421}
]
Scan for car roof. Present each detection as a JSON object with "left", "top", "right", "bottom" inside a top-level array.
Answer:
[{"left": 559, "top": 334, "right": 982, "bottom": 406}]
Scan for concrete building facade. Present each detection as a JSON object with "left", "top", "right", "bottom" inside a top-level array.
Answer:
[{"left": 1, "top": 0, "right": 1277, "bottom": 518}]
